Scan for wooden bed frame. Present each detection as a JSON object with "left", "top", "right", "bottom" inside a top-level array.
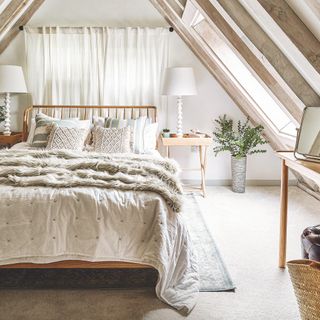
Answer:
[{"left": 2, "top": 105, "right": 157, "bottom": 270}]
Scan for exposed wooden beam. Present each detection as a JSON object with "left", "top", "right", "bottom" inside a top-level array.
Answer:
[
  {"left": 239, "top": 0, "right": 320, "bottom": 97},
  {"left": 0, "top": 0, "right": 29, "bottom": 34},
  {"left": 257, "top": 0, "right": 320, "bottom": 79},
  {"left": 149, "top": 0, "right": 287, "bottom": 151},
  {"left": 192, "top": 0, "right": 302, "bottom": 124},
  {"left": 0, "top": 0, "right": 13, "bottom": 13},
  {"left": 0, "top": 0, "right": 44, "bottom": 54},
  {"left": 176, "top": 0, "right": 187, "bottom": 8},
  {"left": 216, "top": 0, "right": 320, "bottom": 109},
  {"left": 287, "top": 0, "right": 320, "bottom": 42}
]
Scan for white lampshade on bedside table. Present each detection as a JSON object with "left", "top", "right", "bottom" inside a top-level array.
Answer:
[
  {"left": 0, "top": 65, "right": 27, "bottom": 136},
  {"left": 162, "top": 67, "right": 197, "bottom": 137}
]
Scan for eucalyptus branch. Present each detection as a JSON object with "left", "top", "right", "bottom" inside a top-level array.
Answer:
[{"left": 212, "top": 115, "right": 267, "bottom": 158}]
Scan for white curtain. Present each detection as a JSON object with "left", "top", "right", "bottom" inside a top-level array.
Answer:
[{"left": 24, "top": 27, "right": 168, "bottom": 106}]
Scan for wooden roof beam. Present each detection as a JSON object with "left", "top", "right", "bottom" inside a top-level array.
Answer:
[
  {"left": 0, "top": 0, "right": 44, "bottom": 54},
  {"left": 215, "top": 0, "right": 320, "bottom": 109},
  {"left": 239, "top": 0, "right": 320, "bottom": 97},
  {"left": 0, "top": 0, "right": 30, "bottom": 34},
  {"left": 257, "top": 0, "right": 320, "bottom": 86}
]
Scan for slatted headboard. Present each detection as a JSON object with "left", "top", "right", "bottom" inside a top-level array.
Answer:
[{"left": 22, "top": 105, "right": 157, "bottom": 141}]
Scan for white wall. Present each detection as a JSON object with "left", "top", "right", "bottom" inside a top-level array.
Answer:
[{"left": 0, "top": 0, "right": 282, "bottom": 182}]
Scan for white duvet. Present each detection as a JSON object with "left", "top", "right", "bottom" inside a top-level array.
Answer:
[{"left": 0, "top": 148, "right": 199, "bottom": 313}]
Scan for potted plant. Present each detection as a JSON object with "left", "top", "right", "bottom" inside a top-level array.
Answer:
[
  {"left": 162, "top": 128, "right": 170, "bottom": 138},
  {"left": 212, "top": 115, "right": 267, "bottom": 193}
]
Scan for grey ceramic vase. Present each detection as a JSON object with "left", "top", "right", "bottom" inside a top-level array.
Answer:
[{"left": 231, "top": 156, "right": 247, "bottom": 193}]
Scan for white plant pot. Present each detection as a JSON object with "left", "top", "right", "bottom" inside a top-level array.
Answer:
[{"left": 231, "top": 156, "right": 247, "bottom": 193}]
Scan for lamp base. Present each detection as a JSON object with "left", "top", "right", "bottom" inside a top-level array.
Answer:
[
  {"left": 3, "top": 92, "right": 11, "bottom": 136},
  {"left": 177, "top": 96, "right": 183, "bottom": 137}
]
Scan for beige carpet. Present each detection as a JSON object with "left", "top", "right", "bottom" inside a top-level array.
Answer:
[{"left": 1, "top": 186, "right": 319, "bottom": 320}]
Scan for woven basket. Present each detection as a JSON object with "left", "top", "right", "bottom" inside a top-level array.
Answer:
[{"left": 287, "top": 259, "right": 320, "bottom": 320}]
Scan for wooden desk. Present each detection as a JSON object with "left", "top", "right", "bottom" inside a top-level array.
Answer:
[
  {"left": 277, "top": 151, "right": 320, "bottom": 268},
  {"left": 160, "top": 135, "right": 212, "bottom": 197}
]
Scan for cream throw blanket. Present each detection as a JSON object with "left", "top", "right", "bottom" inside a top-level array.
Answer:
[{"left": 0, "top": 149, "right": 183, "bottom": 213}]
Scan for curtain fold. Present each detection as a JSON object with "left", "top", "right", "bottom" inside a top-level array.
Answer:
[{"left": 24, "top": 27, "right": 168, "bottom": 107}]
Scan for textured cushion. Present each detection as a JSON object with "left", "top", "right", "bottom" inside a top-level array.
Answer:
[
  {"left": 31, "top": 113, "right": 80, "bottom": 148},
  {"left": 93, "top": 126, "right": 131, "bottom": 153},
  {"left": 46, "top": 125, "right": 89, "bottom": 151},
  {"left": 32, "top": 114, "right": 58, "bottom": 148}
]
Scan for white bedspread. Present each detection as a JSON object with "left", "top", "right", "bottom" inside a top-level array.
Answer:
[{"left": 0, "top": 154, "right": 199, "bottom": 313}]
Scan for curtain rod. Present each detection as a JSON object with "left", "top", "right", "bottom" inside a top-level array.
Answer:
[{"left": 19, "top": 26, "right": 174, "bottom": 32}]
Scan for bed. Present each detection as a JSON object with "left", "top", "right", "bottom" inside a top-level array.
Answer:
[{"left": 0, "top": 105, "right": 199, "bottom": 313}]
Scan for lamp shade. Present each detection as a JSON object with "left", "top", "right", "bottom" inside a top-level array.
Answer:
[
  {"left": 162, "top": 67, "right": 197, "bottom": 96},
  {"left": 0, "top": 65, "right": 27, "bottom": 93}
]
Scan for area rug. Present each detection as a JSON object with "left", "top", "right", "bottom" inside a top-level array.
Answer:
[
  {"left": 183, "top": 194, "right": 235, "bottom": 292},
  {"left": 0, "top": 194, "right": 234, "bottom": 292}
]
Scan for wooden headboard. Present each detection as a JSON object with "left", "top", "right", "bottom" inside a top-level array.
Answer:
[{"left": 23, "top": 105, "right": 157, "bottom": 141}]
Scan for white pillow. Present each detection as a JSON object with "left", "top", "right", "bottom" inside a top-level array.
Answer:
[
  {"left": 143, "top": 122, "right": 158, "bottom": 153},
  {"left": 127, "top": 116, "right": 147, "bottom": 153}
]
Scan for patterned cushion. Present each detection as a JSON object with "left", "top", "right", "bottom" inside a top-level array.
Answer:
[
  {"left": 46, "top": 125, "right": 89, "bottom": 151},
  {"left": 92, "top": 116, "right": 156, "bottom": 153},
  {"left": 31, "top": 113, "right": 80, "bottom": 148},
  {"left": 31, "top": 113, "right": 58, "bottom": 148},
  {"left": 93, "top": 127, "right": 131, "bottom": 153}
]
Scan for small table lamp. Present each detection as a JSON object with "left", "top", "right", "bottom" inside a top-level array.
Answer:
[
  {"left": 162, "top": 67, "right": 197, "bottom": 137},
  {"left": 0, "top": 65, "right": 27, "bottom": 136}
]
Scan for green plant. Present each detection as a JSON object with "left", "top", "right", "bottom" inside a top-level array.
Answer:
[
  {"left": 212, "top": 115, "right": 267, "bottom": 159},
  {"left": 162, "top": 128, "right": 170, "bottom": 132},
  {"left": 0, "top": 105, "right": 5, "bottom": 123}
]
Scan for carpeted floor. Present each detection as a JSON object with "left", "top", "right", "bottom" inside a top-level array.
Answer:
[{"left": 0, "top": 186, "right": 319, "bottom": 319}]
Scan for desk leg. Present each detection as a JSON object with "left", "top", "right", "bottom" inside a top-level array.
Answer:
[
  {"left": 166, "top": 146, "right": 170, "bottom": 158},
  {"left": 279, "top": 159, "right": 288, "bottom": 268},
  {"left": 199, "top": 146, "right": 207, "bottom": 197}
]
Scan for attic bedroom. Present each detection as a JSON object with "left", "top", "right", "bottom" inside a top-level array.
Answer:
[{"left": 0, "top": 0, "right": 319, "bottom": 319}]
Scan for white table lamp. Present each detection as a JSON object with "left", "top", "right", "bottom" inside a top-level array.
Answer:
[
  {"left": 162, "top": 67, "right": 197, "bottom": 137},
  {"left": 0, "top": 65, "right": 27, "bottom": 136}
]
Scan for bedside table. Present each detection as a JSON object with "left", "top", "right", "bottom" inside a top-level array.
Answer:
[
  {"left": 0, "top": 132, "right": 22, "bottom": 148},
  {"left": 160, "top": 134, "right": 212, "bottom": 197}
]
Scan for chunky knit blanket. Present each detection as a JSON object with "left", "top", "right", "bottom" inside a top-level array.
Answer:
[{"left": 0, "top": 149, "right": 183, "bottom": 213}]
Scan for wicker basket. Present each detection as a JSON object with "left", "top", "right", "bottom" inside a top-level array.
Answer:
[{"left": 287, "top": 259, "right": 320, "bottom": 320}]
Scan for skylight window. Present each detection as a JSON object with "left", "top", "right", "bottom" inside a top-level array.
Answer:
[{"left": 194, "top": 20, "right": 297, "bottom": 139}]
